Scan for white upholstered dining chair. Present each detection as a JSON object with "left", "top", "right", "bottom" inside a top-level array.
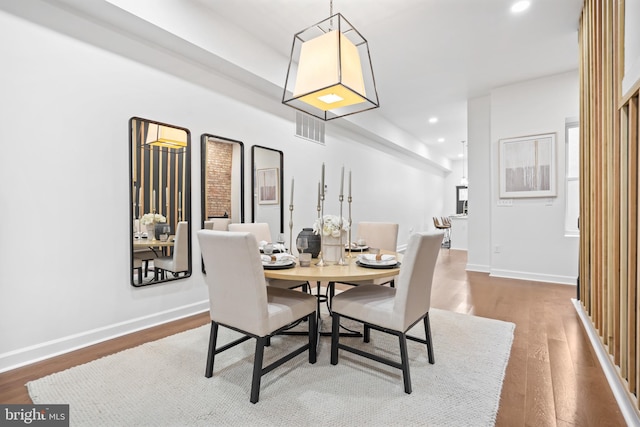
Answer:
[
  {"left": 338, "top": 221, "right": 399, "bottom": 288},
  {"left": 204, "top": 218, "right": 231, "bottom": 231},
  {"left": 198, "top": 229, "right": 317, "bottom": 403},
  {"left": 228, "top": 222, "right": 309, "bottom": 292},
  {"left": 330, "top": 231, "right": 443, "bottom": 394},
  {"left": 154, "top": 221, "right": 189, "bottom": 280}
]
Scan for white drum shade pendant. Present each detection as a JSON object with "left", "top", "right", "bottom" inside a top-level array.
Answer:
[
  {"left": 145, "top": 123, "right": 188, "bottom": 149},
  {"left": 283, "top": 13, "right": 379, "bottom": 121}
]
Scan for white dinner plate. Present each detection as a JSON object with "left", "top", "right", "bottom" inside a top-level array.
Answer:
[{"left": 357, "top": 255, "right": 397, "bottom": 266}]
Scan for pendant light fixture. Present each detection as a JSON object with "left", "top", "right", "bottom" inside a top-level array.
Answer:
[
  {"left": 282, "top": 0, "right": 379, "bottom": 121},
  {"left": 145, "top": 123, "right": 188, "bottom": 149}
]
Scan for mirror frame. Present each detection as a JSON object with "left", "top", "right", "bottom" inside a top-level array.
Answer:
[
  {"left": 251, "top": 145, "right": 284, "bottom": 233},
  {"left": 129, "top": 117, "right": 192, "bottom": 287}
]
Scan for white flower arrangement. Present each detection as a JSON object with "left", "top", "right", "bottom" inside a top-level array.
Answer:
[
  {"left": 140, "top": 213, "right": 167, "bottom": 225},
  {"left": 313, "top": 214, "right": 349, "bottom": 237}
]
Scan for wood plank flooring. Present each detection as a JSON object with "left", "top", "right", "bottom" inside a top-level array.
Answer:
[{"left": 0, "top": 249, "right": 627, "bottom": 426}]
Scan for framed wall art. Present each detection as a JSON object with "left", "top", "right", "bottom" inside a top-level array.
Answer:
[
  {"left": 257, "top": 167, "right": 279, "bottom": 204},
  {"left": 499, "top": 132, "right": 556, "bottom": 198}
]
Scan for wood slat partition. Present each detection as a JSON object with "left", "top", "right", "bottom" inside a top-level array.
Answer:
[{"left": 579, "top": 0, "right": 640, "bottom": 410}]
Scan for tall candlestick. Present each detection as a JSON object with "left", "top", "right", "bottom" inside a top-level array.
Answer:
[
  {"left": 152, "top": 190, "right": 156, "bottom": 212},
  {"left": 349, "top": 170, "right": 352, "bottom": 198},
  {"left": 317, "top": 181, "right": 321, "bottom": 210},
  {"left": 290, "top": 177, "right": 294, "bottom": 205},
  {"left": 321, "top": 163, "right": 325, "bottom": 196},
  {"left": 339, "top": 166, "right": 344, "bottom": 197},
  {"left": 165, "top": 187, "right": 169, "bottom": 205}
]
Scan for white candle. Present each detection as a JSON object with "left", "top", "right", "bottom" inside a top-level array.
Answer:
[
  {"left": 317, "top": 182, "right": 321, "bottom": 209},
  {"left": 339, "top": 166, "right": 344, "bottom": 197},
  {"left": 139, "top": 191, "right": 142, "bottom": 211},
  {"left": 349, "top": 170, "right": 352, "bottom": 198},
  {"left": 290, "top": 177, "right": 294, "bottom": 205},
  {"left": 321, "top": 163, "right": 325, "bottom": 196}
]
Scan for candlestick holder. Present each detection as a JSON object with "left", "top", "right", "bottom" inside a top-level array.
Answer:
[
  {"left": 346, "top": 195, "right": 353, "bottom": 258},
  {"left": 151, "top": 208, "right": 157, "bottom": 241},
  {"left": 315, "top": 194, "right": 327, "bottom": 266},
  {"left": 337, "top": 195, "right": 348, "bottom": 265},
  {"left": 288, "top": 204, "right": 294, "bottom": 254},
  {"left": 178, "top": 208, "right": 182, "bottom": 222}
]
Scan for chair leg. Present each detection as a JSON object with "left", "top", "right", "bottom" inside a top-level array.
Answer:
[
  {"left": 308, "top": 312, "right": 317, "bottom": 364},
  {"left": 364, "top": 325, "right": 371, "bottom": 343},
  {"left": 205, "top": 321, "right": 219, "bottom": 378},
  {"left": 424, "top": 313, "right": 435, "bottom": 364},
  {"left": 330, "top": 313, "right": 340, "bottom": 365},
  {"left": 250, "top": 337, "right": 267, "bottom": 404},
  {"left": 399, "top": 333, "right": 412, "bottom": 394}
]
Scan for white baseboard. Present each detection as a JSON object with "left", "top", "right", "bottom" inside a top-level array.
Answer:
[
  {"left": 490, "top": 268, "right": 576, "bottom": 285},
  {"left": 572, "top": 299, "right": 640, "bottom": 426},
  {"left": 466, "top": 263, "right": 490, "bottom": 273},
  {"left": 0, "top": 300, "right": 210, "bottom": 373}
]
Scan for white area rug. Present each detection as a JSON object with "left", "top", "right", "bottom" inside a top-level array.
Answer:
[{"left": 28, "top": 309, "right": 514, "bottom": 426}]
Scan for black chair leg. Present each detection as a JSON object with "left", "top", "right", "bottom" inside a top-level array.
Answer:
[
  {"left": 364, "top": 325, "right": 371, "bottom": 343},
  {"left": 399, "top": 333, "right": 412, "bottom": 394},
  {"left": 308, "top": 313, "right": 317, "bottom": 363},
  {"left": 250, "top": 337, "right": 267, "bottom": 404},
  {"left": 205, "top": 321, "right": 219, "bottom": 378},
  {"left": 424, "top": 313, "right": 435, "bottom": 364},
  {"left": 330, "top": 313, "right": 340, "bottom": 365}
]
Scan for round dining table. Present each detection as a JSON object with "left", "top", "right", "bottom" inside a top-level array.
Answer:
[{"left": 263, "top": 251, "right": 401, "bottom": 337}]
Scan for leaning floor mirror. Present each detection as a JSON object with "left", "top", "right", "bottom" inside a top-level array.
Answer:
[
  {"left": 251, "top": 145, "right": 284, "bottom": 235},
  {"left": 200, "top": 134, "right": 245, "bottom": 272},
  {"left": 129, "top": 117, "right": 192, "bottom": 287}
]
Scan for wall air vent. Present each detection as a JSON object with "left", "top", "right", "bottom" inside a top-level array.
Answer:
[{"left": 295, "top": 111, "right": 325, "bottom": 144}]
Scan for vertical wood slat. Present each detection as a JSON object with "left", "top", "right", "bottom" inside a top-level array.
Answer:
[
  {"left": 620, "top": 103, "right": 629, "bottom": 378},
  {"left": 631, "top": 96, "right": 640, "bottom": 396}
]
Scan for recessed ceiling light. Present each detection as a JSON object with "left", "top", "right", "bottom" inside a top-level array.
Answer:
[
  {"left": 511, "top": 1, "right": 530, "bottom": 13},
  {"left": 428, "top": 117, "right": 438, "bottom": 124},
  {"left": 437, "top": 138, "right": 445, "bottom": 143}
]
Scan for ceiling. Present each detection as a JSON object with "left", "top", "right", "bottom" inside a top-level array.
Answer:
[
  {"left": 0, "top": 0, "right": 583, "bottom": 164},
  {"left": 190, "top": 0, "right": 583, "bottom": 160}
]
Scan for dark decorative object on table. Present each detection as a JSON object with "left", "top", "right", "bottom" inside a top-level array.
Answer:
[
  {"left": 155, "top": 223, "right": 171, "bottom": 241},
  {"left": 297, "top": 228, "right": 321, "bottom": 258}
]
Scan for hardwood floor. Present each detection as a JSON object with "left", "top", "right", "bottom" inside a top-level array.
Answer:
[{"left": 0, "top": 250, "right": 626, "bottom": 426}]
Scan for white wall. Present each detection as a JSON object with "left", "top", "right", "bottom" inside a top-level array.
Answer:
[
  {"left": 489, "top": 71, "right": 579, "bottom": 284},
  {"left": 467, "top": 95, "right": 492, "bottom": 272},
  {"left": 0, "top": 10, "right": 444, "bottom": 371}
]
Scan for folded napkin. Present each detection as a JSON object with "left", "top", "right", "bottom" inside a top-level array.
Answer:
[
  {"left": 261, "top": 253, "right": 296, "bottom": 263},
  {"left": 359, "top": 254, "right": 396, "bottom": 262}
]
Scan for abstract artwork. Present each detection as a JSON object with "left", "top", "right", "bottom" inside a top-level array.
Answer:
[
  {"left": 257, "top": 168, "right": 279, "bottom": 204},
  {"left": 499, "top": 133, "right": 556, "bottom": 198}
]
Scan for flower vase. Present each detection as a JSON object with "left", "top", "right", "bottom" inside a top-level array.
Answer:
[
  {"left": 146, "top": 224, "right": 156, "bottom": 240},
  {"left": 323, "top": 232, "right": 345, "bottom": 263}
]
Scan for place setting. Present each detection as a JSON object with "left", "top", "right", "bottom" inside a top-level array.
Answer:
[
  {"left": 260, "top": 242, "right": 297, "bottom": 269},
  {"left": 355, "top": 253, "right": 401, "bottom": 269}
]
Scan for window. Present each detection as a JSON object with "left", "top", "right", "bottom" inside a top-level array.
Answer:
[{"left": 565, "top": 121, "right": 579, "bottom": 235}]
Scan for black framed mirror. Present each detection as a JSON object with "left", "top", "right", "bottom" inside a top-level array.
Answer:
[
  {"left": 251, "top": 145, "right": 284, "bottom": 234},
  {"left": 129, "top": 117, "right": 192, "bottom": 287},
  {"left": 200, "top": 134, "right": 245, "bottom": 229}
]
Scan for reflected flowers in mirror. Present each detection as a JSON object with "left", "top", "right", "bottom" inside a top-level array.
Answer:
[
  {"left": 140, "top": 213, "right": 167, "bottom": 225},
  {"left": 313, "top": 214, "right": 349, "bottom": 237}
]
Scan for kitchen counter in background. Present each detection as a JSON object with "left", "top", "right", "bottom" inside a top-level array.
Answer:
[{"left": 449, "top": 215, "right": 468, "bottom": 250}]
